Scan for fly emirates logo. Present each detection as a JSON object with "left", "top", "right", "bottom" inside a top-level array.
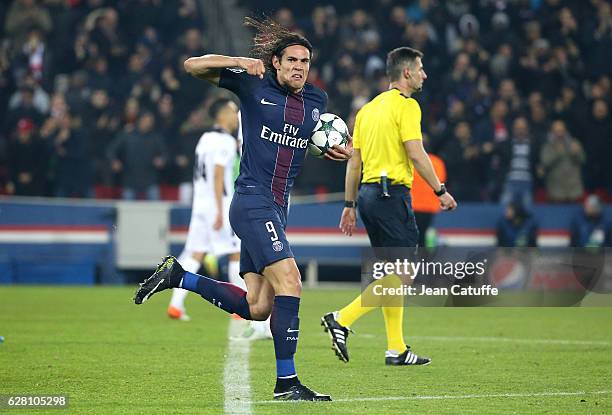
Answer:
[{"left": 260, "top": 123, "right": 308, "bottom": 149}]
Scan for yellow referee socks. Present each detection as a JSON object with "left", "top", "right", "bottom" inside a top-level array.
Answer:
[
  {"left": 382, "top": 305, "right": 406, "bottom": 352},
  {"left": 337, "top": 294, "right": 375, "bottom": 328},
  {"left": 337, "top": 274, "right": 405, "bottom": 333}
]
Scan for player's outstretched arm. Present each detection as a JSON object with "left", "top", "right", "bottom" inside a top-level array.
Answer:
[{"left": 184, "top": 55, "right": 266, "bottom": 85}]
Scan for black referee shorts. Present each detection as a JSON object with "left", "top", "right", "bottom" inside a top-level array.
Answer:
[{"left": 357, "top": 183, "right": 419, "bottom": 248}]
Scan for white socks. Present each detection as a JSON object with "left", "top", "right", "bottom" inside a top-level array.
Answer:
[
  {"left": 228, "top": 260, "right": 246, "bottom": 290},
  {"left": 228, "top": 259, "right": 270, "bottom": 336}
]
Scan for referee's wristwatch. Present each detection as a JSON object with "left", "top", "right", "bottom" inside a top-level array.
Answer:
[
  {"left": 434, "top": 183, "right": 447, "bottom": 197},
  {"left": 344, "top": 200, "right": 357, "bottom": 208}
]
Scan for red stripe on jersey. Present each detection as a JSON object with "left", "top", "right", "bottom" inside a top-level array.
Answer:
[
  {"left": 284, "top": 91, "right": 305, "bottom": 125},
  {"left": 271, "top": 147, "right": 294, "bottom": 206}
]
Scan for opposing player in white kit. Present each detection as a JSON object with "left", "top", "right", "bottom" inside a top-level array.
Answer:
[{"left": 167, "top": 98, "right": 272, "bottom": 339}]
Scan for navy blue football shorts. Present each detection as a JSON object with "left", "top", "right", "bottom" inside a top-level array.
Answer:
[{"left": 229, "top": 191, "right": 294, "bottom": 276}]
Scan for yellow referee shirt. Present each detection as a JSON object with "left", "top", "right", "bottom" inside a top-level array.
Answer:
[{"left": 353, "top": 88, "right": 422, "bottom": 187}]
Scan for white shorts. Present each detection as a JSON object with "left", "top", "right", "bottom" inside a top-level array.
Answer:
[{"left": 184, "top": 202, "right": 240, "bottom": 256}]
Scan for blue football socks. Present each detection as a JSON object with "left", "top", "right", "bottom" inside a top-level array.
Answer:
[
  {"left": 271, "top": 296, "right": 301, "bottom": 389},
  {"left": 181, "top": 271, "right": 251, "bottom": 320}
]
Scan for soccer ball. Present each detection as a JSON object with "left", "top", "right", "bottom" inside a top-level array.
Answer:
[{"left": 308, "top": 113, "right": 349, "bottom": 158}]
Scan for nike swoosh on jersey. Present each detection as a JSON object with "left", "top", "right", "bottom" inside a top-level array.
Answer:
[{"left": 260, "top": 98, "right": 278, "bottom": 106}]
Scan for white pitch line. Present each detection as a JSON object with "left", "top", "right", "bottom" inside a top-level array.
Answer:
[
  {"left": 223, "top": 319, "right": 252, "bottom": 415},
  {"left": 319, "top": 332, "right": 612, "bottom": 346},
  {"left": 251, "top": 390, "right": 612, "bottom": 404},
  {"left": 411, "top": 335, "right": 612, "bottom": 347}
]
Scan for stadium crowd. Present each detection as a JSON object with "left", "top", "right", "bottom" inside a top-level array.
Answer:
[{"left": 1, "top": 0, "right": 611, "bottom": 203}]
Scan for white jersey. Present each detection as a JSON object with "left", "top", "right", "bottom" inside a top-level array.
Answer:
[{"left": 192, "top": 127, "right": 238, "bottom": 212}]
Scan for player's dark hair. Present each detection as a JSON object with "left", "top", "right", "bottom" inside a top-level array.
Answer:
[
  {"left": 244, "top": 16, "right": 313, "bottom": 73},
  {"left": 209, "top": 97, "right": 233, "bottom": 120},
  {"left": 386, "top": 47, "right": 424, "bottom": 81}
]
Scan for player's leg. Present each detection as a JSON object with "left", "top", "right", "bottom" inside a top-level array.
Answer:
[
  {"left": 168, "top": 250, "right": 204, "bottom": 321},
  {"left": 134, "top": 255, "right": 253, "bottom": 318},
  {"left": 262, "top": 257, "right": 330, "bottom": 401},
  {"left": 228, "top": 192, "right": 329, "bottom": 400},
  {"left": 323, "top": 275, "right": 404, "bottom": 362},
  {"left": 262, "top": 257, "right": 301, "bottom": 385},
  {"left": 242, "top": 272, "right": 274, "bottom": 320},
  {"left": 322, "top": 185, "right": 382, "bottom": 361},
  {"left": 208, "top": 206, "right": 274, "bottom": 338},
  {"left": 375, "top": 188, "right": 430, "bottom": 365},
  {"left": 234, "top": 260, "right": 273, "bottom": 340},
  {"left": 136, "top": 234, "right": 278, "bottom": 322}
]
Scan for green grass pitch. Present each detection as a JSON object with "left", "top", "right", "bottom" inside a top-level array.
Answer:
[{"left": 1, "top": 286, "right": 611, "bottom": 414}]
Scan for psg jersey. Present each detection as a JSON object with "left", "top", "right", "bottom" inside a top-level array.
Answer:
[{"left": 219, "top": 68, "right": 328, "bottom": 207}]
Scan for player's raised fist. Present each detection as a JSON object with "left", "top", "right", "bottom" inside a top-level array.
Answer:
[{"left": 235, "top": 57, "right": 265, "bottom": 78}]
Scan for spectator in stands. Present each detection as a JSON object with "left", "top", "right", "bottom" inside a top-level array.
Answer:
[
  {"left": 175, "top": 0, "right": 201, "bottom": 32},
  {"left": 340, "top": 9, "right": 376, "bottom": 53},
  {"left": 12, "top": 28, "right": 54, "bottom": 89},
  {"left": 39, "top": 91, "right": 68, "bottom": 139},
  {"left": 496, "top": 199, "right": 538, "bottom": 248},
  {"left": 586, "top": 0, "right": 612, "bottom": 79},
  {"left": 553, "top": 86, "right": 586, "bottom": 137},
  {"left": 87, "top": 56, "right": 113, "bottom": 92},
  {"left": 441, "top": 121, "right": 484, "bottom": 201},
  {"left": 172, "top": 105, "right": 209, "bottom": 202},
  {"left": 120, "top": 97, "right": 140, "bottom": 132},
  {"left": 159, "top": 63, "right": 181, "bottom": 98},
  {"left": 5, "top": 85, "right": 44, "bottom": 133},
  {"left": 85, "top": 7, "right": 127, "bottom": 71},
  {"left": 108, "top": 111, "right": 166, "bottom": 200},
  {"left": 64, "top": 70, "right": 89, "bottom": 111},
  {"left": 119, "top": 52, "right": 146, "bottom": 100},
  {"left": 584, "top": 99, "right": 611, "bottom": 192},
  {"left": 445, "top": 52, "right": 478, "bottom": 104},
  {"left": 157, "top": 93, "right": 178, "bottom": 146},
  {"left": 539, "top": 120, "right": 585, "bottom": 202},
  {"left": 379, "top": 6, "right": 406, "bottom": 51},
  {"left": 475, "top": 99, "right": 510, "bottom": 145},
  {"left": 6, "top": 118, "right": 48, "bottom": 196},
  {"left": 48, "top": 112, "right": 91, "bottom": 198},
  {"left": 304, "top": 6, "right": 339, "bottom": 65},
  {"left": 4, "top": 0, "right": 52, "bottom": 49},
  {"left": 8, "top": 73, "right": 49, "bottom": 115},
  {"left": 498, "top": 117, "right": 538, "bottom": 207},
  {"left": 130, "top": 72, "right": 162, "bottom": 111},
  {"left": 489, "top": 43, "right": 514, "bottom": 82},
  {"left": 274, "top": 7, "right": 297, "bottom": 31},
  {"left": 570, "top": 194, "right": 611, "bottom": 247},
  {"left": 84, "top": 88, "right": 119, "bottom": 185},
  {"left": 497, "top": 79, "right": 522, "bottom": 118},
  {"left": 526, "top": 91, "right": 548, "bottom": 133}
]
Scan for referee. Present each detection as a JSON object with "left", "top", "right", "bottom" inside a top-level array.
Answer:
[{"left": 322, "top": 47, "right": 456, "bottom": 365}]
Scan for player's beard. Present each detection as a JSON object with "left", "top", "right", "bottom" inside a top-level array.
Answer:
[{"left": 286, "top": 75, "right": 306, "bottom": 92}]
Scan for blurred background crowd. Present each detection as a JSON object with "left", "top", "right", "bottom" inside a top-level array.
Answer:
[{"left": 1, "top": 0, "right": 611, "bottom": 204}]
